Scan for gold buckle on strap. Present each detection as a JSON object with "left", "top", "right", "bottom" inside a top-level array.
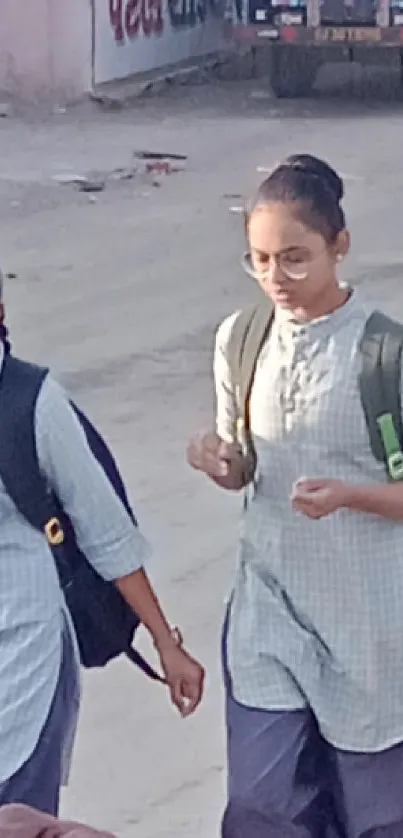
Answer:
[{"left": 44, "top": 517, "right": 65, "bottom": 546}]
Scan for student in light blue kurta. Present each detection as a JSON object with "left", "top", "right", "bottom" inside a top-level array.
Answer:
[
  {"left": 0, "top": 286, "right": 204, "bottom": 815},
  {"left": 189, "top": 154, "right": 403, "bottom": 838}
]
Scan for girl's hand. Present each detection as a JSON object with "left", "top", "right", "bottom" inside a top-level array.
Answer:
[
  {"left": 158, "top": 642, "right": 205, "bottom": 717},
  {"left": 187, "top": 431, "right": 242, "bottom": 480},
  {"left": 291, "top": 478, "right": 350, "bottom": 519}
]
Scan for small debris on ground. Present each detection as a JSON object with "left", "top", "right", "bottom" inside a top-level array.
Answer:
[
  {"left": 222, "top": 193, "right": 243, "bottom": 200},
  {"left": 0, "top": 103, "right": 12, "bottom": 118},
  {"left": 52, "top": 155, "right": 185, "bottom": 198},
  {"left": 144, "top": 161, "right": 184, "bottom": 175},
  {"left": 53, "top": 174, "right": 106, "bottom": 193},
  {"left": 53, "top": 174, "right": 88, "bottom": 185},
  {"left": 109, "top": 167, "right": 137, "bottom": 181},
  {"left": 78, "top": 179, "right": 106, "bottom": 194},
  {"left": 133, "top": 150, "right": 187, "bottom": 161},
  {"left": 90, "top": 93, "right": 125, "bottom": 111},
  {"left": 133, "top": 150, "right": 187, "bottom": 178}
]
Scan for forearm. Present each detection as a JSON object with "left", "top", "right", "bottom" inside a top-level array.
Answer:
[
  {"left": 345, "top": 483, "right": 403, "bottom": 521},
  {"left": 115, "top": 568, "right": 175, "bottom": 651}
]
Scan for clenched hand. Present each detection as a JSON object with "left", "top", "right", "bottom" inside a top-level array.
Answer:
[
  {"left": 158, "top": 645, "right": 205, "bottom": 717},
  {"left": 187, "top": 431, "right": 242, "bottom": 479},
  {"left": 291, "top": 478, "right": 351, "bottom": 519}
]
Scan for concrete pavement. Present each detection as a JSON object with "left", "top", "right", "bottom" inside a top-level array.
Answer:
[{"left": 1, "top": 75, "right": 403, "bottom": 837}]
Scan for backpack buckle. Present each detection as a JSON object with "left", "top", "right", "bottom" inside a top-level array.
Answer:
[
  {"left": 387, "top": 451, "right": 403, "bottom": 481},
  {"left": 45, "top": 517, "right": 65, "bottom": 546},
  {"left": 377, "top": 413, "right": 403, "bottom": 481}
]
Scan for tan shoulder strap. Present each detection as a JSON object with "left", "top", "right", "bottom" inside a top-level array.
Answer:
[{"left": 227, "top": 300, "right": 274, "bottom": 445}]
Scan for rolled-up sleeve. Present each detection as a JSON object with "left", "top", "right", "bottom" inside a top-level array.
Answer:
[
  {"left": 35, "top": 376, "right": 151, "bottom": 581},
  {"left": 214, "top": 312, "right": 239, "bottom": 444}
]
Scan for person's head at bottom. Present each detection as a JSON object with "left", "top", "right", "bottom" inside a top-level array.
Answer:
[{"left": 221, "top": 802, "right": 310, "bottom": 838}]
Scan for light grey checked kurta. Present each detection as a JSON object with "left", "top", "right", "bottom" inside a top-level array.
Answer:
[
  {"left": 215, "top": 291, "right": 403, "bottom": 753},
  {"left": 0, "top": 345, "right": 150, "bottom": 783}
]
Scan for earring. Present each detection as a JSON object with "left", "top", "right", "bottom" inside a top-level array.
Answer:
[{"left": 336, "top": 254, "right": 343, "bottom": 262}]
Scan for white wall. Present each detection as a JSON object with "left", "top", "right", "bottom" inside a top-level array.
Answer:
[
  {"left": 0, "top": 0, "right": 92, "bottom": 103},
  {"left": 0, "top": 0, "right": 229, "bottom": 104},
  {"left": 94, "top": 0, "right": 228, "bottom": 85}
]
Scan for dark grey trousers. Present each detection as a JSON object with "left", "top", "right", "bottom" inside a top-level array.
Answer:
[
  {"left": 223, "top": 612, "right": 403, "bottom": 838},
  {"left": 0, "top": 623, "right": 77, "bottom": 816}
]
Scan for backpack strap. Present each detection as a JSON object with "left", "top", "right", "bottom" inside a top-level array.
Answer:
[
  {"left": 359, "top": 310, "right": 403, "bottom": 481},
  {"left": 71, "top": 403, "right": 137, "bottom": 526},
  {"left": 228, "top": 305, "right": 403, "bottom": 483},
  {"left": 0, "top": 355, "right": 58, "bottom": 532},
  {"left": 225, "top": 301, "right": 274, "bottom": 498},
  {"left": 227, "top": 301, "right": 274, "bottom": 448}
]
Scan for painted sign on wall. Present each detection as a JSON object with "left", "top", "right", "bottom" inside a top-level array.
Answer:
[
  {"left": 109, "top": 0, "right": 164, "bottom": 42},
  {"left": 94, "top": 0, "right": 228, "bottom": 85}
]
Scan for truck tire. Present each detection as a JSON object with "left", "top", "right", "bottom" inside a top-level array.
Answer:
[{"left": 270, "top": 46, "right": 320, "bottom": 99}]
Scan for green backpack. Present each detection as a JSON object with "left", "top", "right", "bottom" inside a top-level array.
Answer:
[{"left": 226, "top": 302, "right": 403, "bottom": 482}]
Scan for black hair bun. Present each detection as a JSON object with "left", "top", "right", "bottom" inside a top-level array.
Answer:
[{"left": 283, "top": 153, "right": 344, "bottom": 204}]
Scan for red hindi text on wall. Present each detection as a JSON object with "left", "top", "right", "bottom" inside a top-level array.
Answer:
[{"left": 110, "top": 0, "right": 164, "bottom": 43}]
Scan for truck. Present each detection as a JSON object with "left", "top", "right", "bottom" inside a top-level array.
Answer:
[{"left": 228, "top": 0, "right": 403, "bottom": 97}]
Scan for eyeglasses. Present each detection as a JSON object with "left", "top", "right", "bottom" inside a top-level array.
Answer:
[{"left": 242, "top": 249, "right": 319, "bottom": 282}]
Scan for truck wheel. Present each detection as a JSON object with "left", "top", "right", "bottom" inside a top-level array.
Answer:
[{"left": 270, "top": 47, "right": 319, "bottom": 99}]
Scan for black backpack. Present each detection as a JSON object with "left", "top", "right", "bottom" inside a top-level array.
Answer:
[
  {"left": 0, "top": 354, "right": 163, "bottom": 680},
  {"left": 227, "top": 302, "right": 403, "bottom": 483}
]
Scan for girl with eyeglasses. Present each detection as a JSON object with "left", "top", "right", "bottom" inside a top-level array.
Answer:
[{"left": 188, "top": 154, "right": 403, "bottom": 837}]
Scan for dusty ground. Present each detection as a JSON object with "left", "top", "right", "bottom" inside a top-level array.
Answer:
[{"left": 1, "top": 67, "right": 403, "bottom": 837}]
